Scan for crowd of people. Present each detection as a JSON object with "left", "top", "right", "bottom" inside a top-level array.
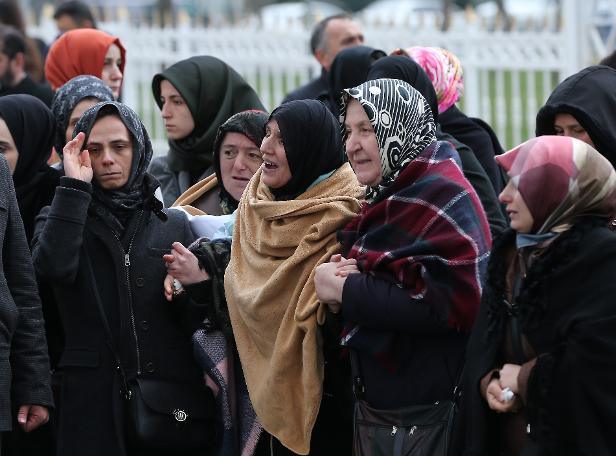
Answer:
[{"left": 2, "top": 1, "right": 616, "bottom": 455}]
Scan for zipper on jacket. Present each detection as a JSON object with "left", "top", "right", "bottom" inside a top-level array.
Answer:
[{"left": 111, "top": 210, "right": 144, "bottom": 375}]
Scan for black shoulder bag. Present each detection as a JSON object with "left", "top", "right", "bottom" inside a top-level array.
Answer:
[
  {"left": 350, "top": 350, "right": 460, "bottom": 456},
  {"left": 84, "top": 250, "right": 218, "bottom": 453}
]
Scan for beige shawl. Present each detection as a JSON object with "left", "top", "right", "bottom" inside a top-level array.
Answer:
[
  {"left": 171, "top": 173, "right": 218, "bottom": 216},
  {"left": 224, "top": 162, "right": 363, "bottom": 454}
]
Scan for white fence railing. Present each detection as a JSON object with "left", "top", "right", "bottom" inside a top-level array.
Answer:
[{"left": 30, "top": 0, "right": 603, "bottom": 154}]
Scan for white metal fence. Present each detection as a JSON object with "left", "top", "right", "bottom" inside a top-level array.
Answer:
[{"left": 30, "top": 0, "right": 606, "bottom": 154}]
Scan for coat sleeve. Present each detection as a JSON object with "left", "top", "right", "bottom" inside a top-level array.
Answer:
[
  {"left": 2, "top": 160, "right": 53, "bottom": 408},
  {"left": 172, "top": 212, "right": 209, "bottom": 334},
  {"left": 341, "top": 273, "right": 451, "bottom": 334},
  {"left": 31, "top": 176, "right": 92, "bottom": 284}
]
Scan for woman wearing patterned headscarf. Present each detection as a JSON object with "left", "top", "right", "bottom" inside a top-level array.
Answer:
[
  {"left": 32, "top": 101, "right": 212, "bottom": 456},
  {"left": 314, "top": 79, "right": 491, "bottom": 430},
  {"left": 150, "top": 56, "right": 265, "bottom": 207},
  {"left": 50, "top": 75, "right": 114, "bottom": 160},
  {"left": 458, "top": 136, "right": 616, "bottom": 455},
  {"left": 367, "top": 55, "right": 507, "bottom": 237},
  {"left": 405, "top": 46, "right": 506, "bottom": 194},
  {"left": 224, "top": 99, "right": 363, "bottom": 455}
]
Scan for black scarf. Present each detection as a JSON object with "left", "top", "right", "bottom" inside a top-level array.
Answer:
[
  {"left": 269, "top": 99, "right": 345, "bottom": 201},
  {"left": 367, "top": 55, "right": 440, "bottom": 123},
  {"left": 152, "top": 56, "right": 265, "bottom": 174},
  {"left": 50, "top": 75, "right": 114, "bottom": 157},
  {"left": 327, "top": 45, "right": 386, "bottom": 116},
  {"left": 73, "top": 101, "right": 163, "bottom": 231},
  {"left": 211, "top": 110, "right": 268, "bottom": 214}
]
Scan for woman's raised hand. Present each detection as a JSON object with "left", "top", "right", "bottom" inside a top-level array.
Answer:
[{"left": 63, "top": 132, "right": 93, "bottom": 183}]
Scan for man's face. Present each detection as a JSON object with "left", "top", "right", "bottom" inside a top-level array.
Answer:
[{"left": 316, "top": 18, "right": 364, "bottom": 71}]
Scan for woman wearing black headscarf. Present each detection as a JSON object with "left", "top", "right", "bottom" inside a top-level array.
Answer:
[
  {"left": 535, "top": 65, "right": 616, "bottom": 169},
  {"left": 172, "top": 110, "right": 268, "bottom": 215},
  {"left": 149, "top": 56, "right": 265, "bottom": 207},
  {"left": 366, "top": 55, "right": 507, "bottom": 237},
  {"left": 32, "top": 101, "right": 213, "bottom": 456},
  {"left": 327, "top": 45, "right": 386, "bottom": 115},
  {"left": 0, "top": 94, "right": 59, "bottom": 243},
  {"left": 223, "top": 99, "right": 363, "bottom": 455}
]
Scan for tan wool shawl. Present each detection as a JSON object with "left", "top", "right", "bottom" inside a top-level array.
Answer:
[
  {"left": 171, "top": 173, "right": 217, "bottom": 216},
  {"left": 224, "top": 162, "right": 363, "bottom": 454}
]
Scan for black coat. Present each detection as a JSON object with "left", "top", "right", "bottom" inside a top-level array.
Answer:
[
  {"left": 32, "top": 177, "right": 209, "bottom": 456},
  {"left": 281, "top": 70, "right": 331, "bottom": 111},
  {"left": 341, "top": 273, "right": 466, "bottom": 410},
  {"left": 0, "top": 75, "right": 54, "bottom": 108},
  {"left": 0, "top": 156, "right": 53, "bottom": 432},
  {"left": 456, "top": 220, "right": 616, "bottom": 455},
  {"left": 439, "top": 106, "right": 505, "bottom": 194}
]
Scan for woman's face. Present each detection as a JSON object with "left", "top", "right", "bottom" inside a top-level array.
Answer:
[
  {"left": 86, "top": 114, "right": 133, "bottom": 190},
  {"left": 0, "top": 118, "right": 17, "bottom": 174},
  {"left": 219, "top": 131, "right": 262, "bottom": 201},
  {"left": 65, "top": 98, "right": 99, "bottom": 145},
  {"left": 553, "top": 113, "right": 595, "bottom": 147},
  {"left": 159, "top": 79, "right": 195, "bottom": 140},
  {"left": 260, "top": 119, "right": 292, "bottom": 189},
  {"left": 499, "top": 180, "right": 534, "bottom": 233},
  {"left": 101, "top": 44, "right": 123, "bottom": 99},
  {"left": 344, "top": 99, "right": 382, "bottom": 186}
]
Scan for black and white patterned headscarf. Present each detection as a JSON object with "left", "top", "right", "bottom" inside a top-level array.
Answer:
[
  {"left": 51, "top": 75, "right": 114, "bottom": 157},
  {"left": 341, "top": 78, "right": 436, "bottom": 201},
  {"left": 74, "top": 101, "right": 158, "bottom": 228}
]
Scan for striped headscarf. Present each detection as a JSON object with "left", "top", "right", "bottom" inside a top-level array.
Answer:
[
  {"left": 406, "top": 46, "right": 464, "bottom": 114},
  {"left": 496, "top": 135, "right": 616, "bottom": 234}
]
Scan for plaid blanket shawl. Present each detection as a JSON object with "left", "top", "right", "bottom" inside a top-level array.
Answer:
[{"left": 339, "top": 141, "right": 491, "bottom": 353}]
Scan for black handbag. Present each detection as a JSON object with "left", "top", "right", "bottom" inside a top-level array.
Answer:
[
  {"left": 350, "top": 350, "right": 459, "bottom": 456},
  {"left": 84, "top": 250, "right": 218, "bottom": 453},
  {"left": 126, "top": 377, "right": 217, "bottom": 452}
]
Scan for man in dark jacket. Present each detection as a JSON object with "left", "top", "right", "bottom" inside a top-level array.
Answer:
[
  {"left": 0, "top": 25, "right": 53, "bottom": 107},
  {"left": 282, "top": 14, "right": 364, "bottom": 108},
  {"left": 0, "top": 155, "right": 53, "bottom": 449},
  {"left": 32, "top": 101, "right": 212, "bottom": 456}
]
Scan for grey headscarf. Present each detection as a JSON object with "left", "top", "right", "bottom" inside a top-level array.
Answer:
[
  {"left": 73, "top": 101, "right": 160, "bottom": 227},
  {"left": 51, "top": 75, "right": 114, "bottom": 157},
  {"left": 341, "top": 78, "right": 436, "bottom": 201}
]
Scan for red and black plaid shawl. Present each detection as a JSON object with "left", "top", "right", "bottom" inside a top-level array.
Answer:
[{"left": 339, "top": 141, "right": 491, "bottom": 351}]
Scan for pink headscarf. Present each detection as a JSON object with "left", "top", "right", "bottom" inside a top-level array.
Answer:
[
  {"left": 496, "top": 136, "right": 616, "bottom": 233},
  {"left": 406, "top": 46, "right": 463, "bottom": 114}
]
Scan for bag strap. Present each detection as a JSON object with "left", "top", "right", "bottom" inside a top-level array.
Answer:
[
  {"left": 349, "top": 348, "right": 365, "bottom": 400},
  {"left": 83, "top": 248, "right": 132, "bottom": 399},
  {"left": 349, "top": 346, "right": 464, "bottom": 402}
]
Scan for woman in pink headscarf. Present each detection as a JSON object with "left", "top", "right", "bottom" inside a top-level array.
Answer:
[
  {"left": 405, "top": 46, "right": 505, "bottom": 193},
  {"left": 456, "top": 135, "right": 616, "bottom": 455}
]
